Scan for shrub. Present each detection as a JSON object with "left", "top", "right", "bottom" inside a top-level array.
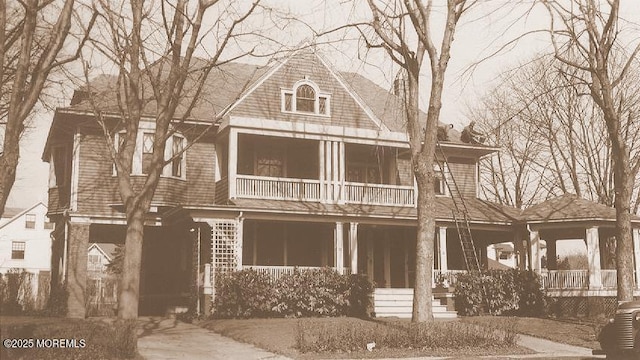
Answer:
[
  {"left": 295, "top": 318, "right": 518, "bottom": 353},
  {"left": 213, "top": 268, "right": 375, "bottom": 319},
  {"left": 273, "top": 268, "right": 350, "bottom": 317},
  {"left": 213, "top": 269, "right": 275, "bottom": 318},
  {"left": 0, "top": 269, "right": 36, "bottom": 315},
  {"left": 454, "top": 269, "right": 546, "bottom": 317}
]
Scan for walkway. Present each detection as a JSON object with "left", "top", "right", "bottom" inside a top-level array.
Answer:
[
  {"left": 137, "top": 317, "right": 292, "bottom": 360},
  {"left": 136, "top": 317, "right": 604, "bottom": 359}
]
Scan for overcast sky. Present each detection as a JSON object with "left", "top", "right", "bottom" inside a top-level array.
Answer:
[{"left": 6, "top": 0, "right": 640, "bottom": 224}]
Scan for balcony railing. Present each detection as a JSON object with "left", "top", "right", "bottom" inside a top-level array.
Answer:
[
  {"left": 344, "top": 182, "right": 415, "bottom": 207},
  {"left": 236, "top": 175, "right": 321, "bottom": 201},
  {"left": 234, "top": 175, "right": 416, "bottom": 206}
]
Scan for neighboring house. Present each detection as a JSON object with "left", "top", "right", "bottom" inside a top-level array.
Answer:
[
  {"left": 86, "top": 243, "right": 118, "bottom": 316},
  {"left": 43, "top": 48, "right": 640, "bottom": 318},
  {"left": 0, "top": 202, "right": 53, "bottom": 274},
  {"left": 0, "top": 202, "right": 54, "bottom": 310}
]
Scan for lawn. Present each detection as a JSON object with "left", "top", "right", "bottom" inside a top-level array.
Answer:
[
  {"left": 0, "top": 316, "right": 142, "bottom": 360},
  {"left": 461, "top": 316, "right": 604, "bottom": 350},
  {"left": 199, "top": 317, "right": 533, "bottom": 359}
]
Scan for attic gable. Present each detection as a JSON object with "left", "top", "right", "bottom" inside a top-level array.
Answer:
[{"left": 229, "top": 50, "right": 387, "bottom": 132}]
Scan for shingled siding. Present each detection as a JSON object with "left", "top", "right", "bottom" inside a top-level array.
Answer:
[
  {"left": 231, "top": 51, "right": 381, "bottom": 131},
  {"left": 445, "top": 158, "right": 477, "bottom": 198},
  {"left": 75, "top": 132, "right": 217, "bottom": 216},
  {"left": 185, "top": 140, "right": 216, "bottom": 206}
]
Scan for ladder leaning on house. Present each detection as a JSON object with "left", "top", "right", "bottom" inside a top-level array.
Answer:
[{"left": 435, "top": 142, "right": 481, "bottom": 272}]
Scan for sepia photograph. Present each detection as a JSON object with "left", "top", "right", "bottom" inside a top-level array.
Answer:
[{"left": 0, "top": 0, "right": 639, "bottom": 359}]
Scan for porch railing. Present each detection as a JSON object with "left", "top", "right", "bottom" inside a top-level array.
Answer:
[
  {"left": 540, "top": 270, "right": 588, "bottom": 289},
  {"left": 433, "top": 269, "right": 467, "bottom": 287},
  {"left": 236, "top": 175, "right": 321, "bottom": 201},
  {"left": 344, "top": 182, "right": 415, "bottom": 207},
  {"left": 601, "top": 269, "right": 617, "bottom": 289},
  {"left": 246, "top": 265, "right": 351, "bottom": 282}
]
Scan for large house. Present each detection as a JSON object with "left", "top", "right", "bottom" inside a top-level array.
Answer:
[{"left": 43, "top": 49, "right": 640, "bottom": 318}]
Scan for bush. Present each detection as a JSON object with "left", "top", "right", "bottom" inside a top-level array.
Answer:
[
  {"left": 295, "top": 318, "right": 518, "bottom": 353},
  {"left": 454, "top": 269, "right": 546, "bottom": 317},
  {"left": 213, "top": 269, "right": 275, "bottom": 318},
  {"left": 0, "top": 269, "right": 36, "bottom": 315},
  {"left": 213, "top": 268, "right": 374, "bottom": 319}
]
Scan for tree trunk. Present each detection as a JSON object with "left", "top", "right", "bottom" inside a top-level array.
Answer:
[
  {"left": 412, "top": 170, "right": 435, "bottom": 321},
  {"left": 613, "top": 149, "right": 635, "bottom": 302},
  {"left": 118, "top": 206, "right": 146, "bottom": 319}
]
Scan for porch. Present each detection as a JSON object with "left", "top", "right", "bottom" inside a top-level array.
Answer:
[{"left": 221, "top": 133, "right": 417, "bottom": 206}]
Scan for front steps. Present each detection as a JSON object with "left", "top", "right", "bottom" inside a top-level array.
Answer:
[{"left": 373, "top": 288, "right": 458, "bottom": 319}]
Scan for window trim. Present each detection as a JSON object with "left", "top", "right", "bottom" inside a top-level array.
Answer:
[
  {"left": 11, "top": 241, "right": 25, "bottom": 260},
  {"left": 433, "top": 164, "right": 448, "bottom": 196},
  {"left": 281, "top": 80, "right": 331, "bottom": 116},
  {"left": 113, "top": 130, "right": 187, "bottom": 180},
  {"left": 165, "top": 133, "right": 187, "bottom": 180},
  {"left": 25, "top": 214, "right": 36, "bottom": 229}
]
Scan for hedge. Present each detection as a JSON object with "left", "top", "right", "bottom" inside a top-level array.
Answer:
[
  {"left": 454, "top": 269, "right": 546, "bottom": 317},
  {"left": 213, "top": 268, "right": 374, "bottom": 318}
]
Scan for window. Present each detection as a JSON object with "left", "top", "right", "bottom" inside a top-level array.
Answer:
[
  {"left": 433, "top": 164, "right": 446, "bottom": 195},
  {"left": 44, "top": 221, "right": 54, "bottom": 230},
  {"left": 347, "top": 165, "right": 381, "bottom": 184},
  {"left": 88, "top": 254, "right": 102, "bottom": 271},
  {"left": 282, "top": 80, "right": 330, "bottom": 116},
  {"left": 171, "top": 135, "right": 184, "bottom": 177},
  {"left": 142, "top": 133, "right": 154, "bottom": 174},
  {"left": 11, "top": 242, "right": 25, "bottom": 260},
  {"left": 296, "top": 84, "right": 315, "bottom": 112},
  {"left": 25, "top": 214, "right": 36, "bottom": 229},
  {"left": 256, "top": 149, "right": 284, "bottom": 177},
  {"left": 499, "top": 252, "right": 510, "bottom": 260},
  {"left": 50, "top": 146, "right": 69, "bottom": 188}
]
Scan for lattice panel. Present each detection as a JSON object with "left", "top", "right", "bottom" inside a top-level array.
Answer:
[{"left": 211, "top": 220, "right": 240, "bottom": 276}]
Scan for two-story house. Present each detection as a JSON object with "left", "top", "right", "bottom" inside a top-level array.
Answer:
[{"left": 43, "top": 49, "right": 640, "bottom": 318}]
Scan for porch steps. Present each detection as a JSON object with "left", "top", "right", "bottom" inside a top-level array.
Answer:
[{"left": 373, "top": 288, "right": 457, "bottom": 319}]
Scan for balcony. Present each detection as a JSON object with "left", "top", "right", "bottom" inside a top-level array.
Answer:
[{"left": 234, "top": 175, "right": 415, "bottom": 206}]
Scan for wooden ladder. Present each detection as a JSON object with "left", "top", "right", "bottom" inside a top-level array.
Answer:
[{"left": 435, "top": 142, "right": 481, "bottom": 272}]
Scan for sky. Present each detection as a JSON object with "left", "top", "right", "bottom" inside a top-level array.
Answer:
[{"left": 5, "top": 1, "right": 640, "bottom": 257}]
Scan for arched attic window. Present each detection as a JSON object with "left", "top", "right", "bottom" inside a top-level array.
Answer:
[{"left": 282, "top": 80, "right": 330, "bottom": 116}]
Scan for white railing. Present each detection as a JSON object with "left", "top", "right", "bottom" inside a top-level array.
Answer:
[
  {"left": 246, "top": 266, "right": 351, "bottom": 282},
  {"left": 540, "top": 270, "right": 589, "bottom": 289},
  {"left": 601, "top": 270, "right": 617, "bottom": 289},
  {"left": 433, "top": 269, "right": 467, "bottom": 286},
  {"left": 236, "top": 175, "right": 321, "bottom": 201},
  {"left": 344, "top": 182, "right": 415, "bottom": 206}
]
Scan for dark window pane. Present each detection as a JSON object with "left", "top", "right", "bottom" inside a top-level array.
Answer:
[
  {"left": 319, "top": 96, "right": 327, "bottom": 114},
  {"left": 172, "top": 136, "right": 184, "bottom": 177},
  {"left": 284, "top": 93, "right": 292, "bottom": 111},
  {"left": 11, "top": 242, "right": 25, "bottom": 259}
]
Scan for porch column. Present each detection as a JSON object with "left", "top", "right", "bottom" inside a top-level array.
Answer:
[
  {"left": 334, "top": 222, "right": 344, "bottom": 274},
  {"left": 66, "top": 220, "right": 90, "bottom": 318},
  {"left": 228, "top": 128, "right": 238, "bottom": 199},
  {"left": 586, "top": 226, "right": 602, "bottom": 289},
  {"left": 438, "top": 226, "right": 448, "bottom": 271},
  {"left": 332, "top": 141, "right": 340, "bottom": 201},
  {"left": 319, "top": 141, "right": 325, "bottom": 202},
  {"left": 513, "top": 228, "right": 525, "bottom": 270},
  {"left": 547, "top": 238, "right": 557, "bottom": 270},
  {"left": 339, "top": 141, "right": 345, "bottom": 202},
  {"left": 366, "top": 231, "right": 374, "bottom": 280},
  {"left": 529, "top": 228, "right": 541, "bottom": 271},
  {"left": 633, "top": 228, "right": 640, "bottom": 289},
  {"left": 349, "top": 222, "right": 358, "bottom": 274},
  {"left": 384, "top": 230, "right": 391, "bottom": 288}
]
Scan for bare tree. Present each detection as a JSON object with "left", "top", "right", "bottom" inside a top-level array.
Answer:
[
  {"left": 0, "top": 0, "right": 94, "bottom": 217},
  {"left": 541, "top": 0, "right": 640, "bottom": 301},
  {"left": 474, "top": 55, "right": 640, "bottom": 211},
  {"left": 352, "top": 0, "right": 476, "bottom": 322},
  {"left": 83, "top": 0, "right": 273, "bottom": 322}
]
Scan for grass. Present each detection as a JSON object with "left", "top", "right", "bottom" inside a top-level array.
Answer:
[
  {"left": 199, "top": 317, "right": 533, "bottom": 359},
  {"left": 1, "top": 315, "right": 142, "bottom": 360},
  {"left": 461, "top": 316, "right": 605, "bottom": 350}
]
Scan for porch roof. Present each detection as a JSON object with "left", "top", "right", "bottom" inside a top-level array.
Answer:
[
  {"left": 226, "top": 197, "right": 518, "bottom": 224},
  {"left": 520, "top": 194, "right": 640, "bottom": 224}
]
